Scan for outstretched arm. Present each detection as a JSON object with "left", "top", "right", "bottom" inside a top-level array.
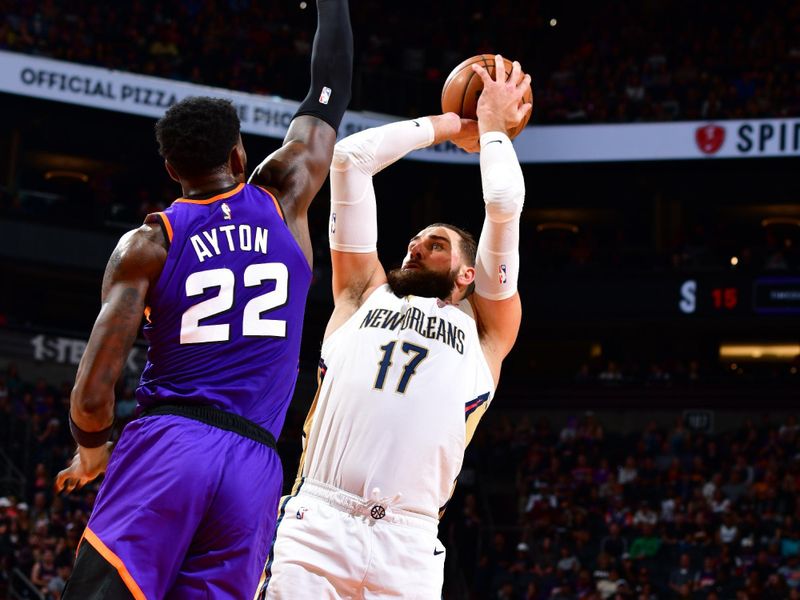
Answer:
[
  {"left": 56, "top": 224, "right": 166, "bottom": 493},
  {"left": 325, "top": 114, "right": 477, "bottom": 326},
  {"left": 249, "top": 0, "right": 353, "bottom": 262},
  {"left": 469, "top": 56, "right": 531, "bottom": 382}
]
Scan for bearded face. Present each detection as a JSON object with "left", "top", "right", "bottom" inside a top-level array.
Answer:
[{"left": 386, "top": 265, "right": 458, "bottom": 299}]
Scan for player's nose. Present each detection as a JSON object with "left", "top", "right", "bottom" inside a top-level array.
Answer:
[{"left": 408, "top": 241, "right": 424, "bottom": 259}]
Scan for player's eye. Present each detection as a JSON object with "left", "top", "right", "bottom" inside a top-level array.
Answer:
[{"left": 432, "top": 243, "right": 442, "bottom": 250}]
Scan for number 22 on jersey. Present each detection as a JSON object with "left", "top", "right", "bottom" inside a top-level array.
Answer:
[{"left": 180, "top": 263, "right": 288, "bottom": 344}]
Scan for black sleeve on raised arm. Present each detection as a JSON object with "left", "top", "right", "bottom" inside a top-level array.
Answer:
[{"left": 294, "top": 0, "right": 353, "bottom": 131}]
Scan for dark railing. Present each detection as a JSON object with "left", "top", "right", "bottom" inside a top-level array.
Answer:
[
  {"left": 9, "top": 568, "right": 44, "bottom": 600},
  {"left": 0, "top": 434, "right": 30, "bottom": 499},
  {"left": 496, "top": 381, "right": 799, "bottom": 410},
  {"left": 0, "top": 448, "right": 26, "bottom": 499}
]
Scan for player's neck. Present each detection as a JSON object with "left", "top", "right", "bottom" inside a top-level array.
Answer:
[
  {"left": 442, "top": 287, "right": 465, "bottom": 306},
  {"left": 179, "top": 173, "right": 242, "bottom": 199}
]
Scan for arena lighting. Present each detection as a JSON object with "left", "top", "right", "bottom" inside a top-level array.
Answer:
[
  {"left": 44, "top": 170, "right": 89, "bottom": 183},
  {"left": 761, "top": 217, "right": 800, "bottom": 227},
  {"left": 536, "top": 222, "right": 579, "bottom": 233},
  {"left": 549, "top": 18, "right": 558, "bottom": 27},
  {"left": 719, "top": 343, "right": 800, "bottom": 361}
]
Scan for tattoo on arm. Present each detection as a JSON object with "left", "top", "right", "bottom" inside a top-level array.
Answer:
[{"left": 72, "top": 227, "right": 165, "bottom": 427}]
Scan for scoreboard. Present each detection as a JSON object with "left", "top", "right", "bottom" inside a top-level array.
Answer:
[
  {"left": 525, "top": 274, "right": 800, "bottom": 319},
  {"left": 679, "top": 276, "right": 800, "bottom": 316}
]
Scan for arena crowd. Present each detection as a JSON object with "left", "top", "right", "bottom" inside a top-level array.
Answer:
[
  {"left": 1, "top": 0, "right": 799, "bottom": 123},
  {"left": 448, "top": 411, "right": 800, "bottom": 598},
  {"left": 2, "top": 364, "right": 800, "bottom": 598}
]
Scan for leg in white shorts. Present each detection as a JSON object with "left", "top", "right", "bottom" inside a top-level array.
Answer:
[{"left": 259, "top": 479, "right": 446, "bottom": 600}]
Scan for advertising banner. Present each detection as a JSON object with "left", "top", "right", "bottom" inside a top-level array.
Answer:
[
  {"left": 0, "top": 329, "right": 146, "bottom": 374},
  {"left": 2, "top": 50, "right": 798, "bottom": 164}
]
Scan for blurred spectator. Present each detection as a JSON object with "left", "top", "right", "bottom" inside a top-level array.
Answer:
[
  {"left": 5, "top": 366, "right": 800, "bottom": 597},
  {"left": 668, "top": 553, "right": 694, "bottom": 597},
  {"left": 600, "top": 523, "right": 628, "bottom": 561},
  {"left": 3, "top": 1, "right": 800, "bottom": 126}
]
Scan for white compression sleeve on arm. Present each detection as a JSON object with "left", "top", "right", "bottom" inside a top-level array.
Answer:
[
  {"left": 474, "top": 131, "right": 525, "bottom": 300},
  {"left": 329, "top": 118, "right": 435, "bottom": 253}
]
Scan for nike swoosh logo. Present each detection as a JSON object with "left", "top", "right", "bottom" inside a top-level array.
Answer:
[
  {"left": 484, "top": 139, "right": 503, "bottom": 146},
  {"left": 434, "top": 549, "right": 445, "bottom": 556},
  {"left": 413, "top": 121, "right": 421, "bottom": 127}
]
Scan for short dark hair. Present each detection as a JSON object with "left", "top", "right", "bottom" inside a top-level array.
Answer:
[
  {"left": 429, "top": 222, "right": 477, "bottom": 266},
  {"left": 155, "top": 97, "right": 241, "bottom": 177}
]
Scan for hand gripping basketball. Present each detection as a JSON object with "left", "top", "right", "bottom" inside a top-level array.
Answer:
[
  {"left": 441, "top": 53, "right": 533, "bottom": 139},
  {"left": 471, "top": 54, "right": 533, "bottom": 138}
]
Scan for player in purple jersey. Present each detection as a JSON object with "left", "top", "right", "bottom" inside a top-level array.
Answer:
[{"left": 53, "top": 1, "right": 352, "bottom": 598}]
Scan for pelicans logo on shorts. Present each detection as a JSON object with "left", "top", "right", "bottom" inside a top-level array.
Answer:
[{"left": 498, "top": 264, "right": 508, "bottom": 284}]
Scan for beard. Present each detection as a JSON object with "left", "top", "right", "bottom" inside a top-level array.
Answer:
[{"left": 386, "top": 266, "right": 458, "bottom": 299}]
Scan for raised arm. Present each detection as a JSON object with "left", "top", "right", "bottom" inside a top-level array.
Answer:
[
  {"left": 324, "top": 114, "right": 475, "bottom": 336},
  {"left": 56, "top": 224, "right": 166, "bottom": 492},
  {"left": 469, "top": 56, "right": 531, "bottom": 379},
  {"left": 249, "top": 0, "right": 353, "bottom": 259}
]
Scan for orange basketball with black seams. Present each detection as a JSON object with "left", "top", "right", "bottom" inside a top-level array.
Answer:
[{"left": 441, "top": 54, "right": 533, "bottom": 139}]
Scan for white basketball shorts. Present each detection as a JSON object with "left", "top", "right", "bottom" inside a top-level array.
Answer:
[{"left": 260, "top": 479, "right": 446, "bottom": 600}]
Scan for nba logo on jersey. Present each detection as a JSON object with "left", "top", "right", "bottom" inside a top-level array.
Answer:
[
  {"left": 222, "top": 203, "right": 232, "bottom": 220},
  {"left": 498, "top": 264, "right": 507, "bottom": 284},
  {"left": 329, "top": 212, "right": 336, "bottom": 234},
  {"left": 319, "top": 86, "right": 332, "bottom": 105}
]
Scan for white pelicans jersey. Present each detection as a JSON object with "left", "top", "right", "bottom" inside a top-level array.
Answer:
[{"left": 297, "top": 284, "right": 495, "bottom": 520}]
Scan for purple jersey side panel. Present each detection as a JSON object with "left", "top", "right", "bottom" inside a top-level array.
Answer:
[{"left": 136, "top": 183, "right": 311, "bottom": 438}]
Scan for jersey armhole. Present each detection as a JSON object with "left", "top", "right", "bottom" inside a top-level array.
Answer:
[
  {"left": 322, "top": 284, "right": 391, "bottom": 353},
  {"left": 254, "top": 185, "right": 287, "bottom": 224},
  {"left": 144, "top": 212, "right": 173, "bottom": 249}
]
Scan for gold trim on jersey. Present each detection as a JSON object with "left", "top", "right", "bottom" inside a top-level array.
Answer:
[
  {"left": 439, "top": 391, "right": 492, "bottom": 519},
  {"left": 290, "top": 358, "right": 327, "bottom": 496}
]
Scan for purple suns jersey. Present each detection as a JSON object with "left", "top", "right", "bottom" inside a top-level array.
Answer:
[{"left": 136, "top": 183, "right": 311, "bottom": 438}]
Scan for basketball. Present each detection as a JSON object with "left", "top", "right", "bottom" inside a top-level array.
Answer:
[{"left": 441, "top": 54, "right": 533, "bottom": 139}]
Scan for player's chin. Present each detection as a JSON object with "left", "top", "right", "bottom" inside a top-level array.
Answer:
[{"left": 387, "top": 266, "right": 456, "bottom": 299}]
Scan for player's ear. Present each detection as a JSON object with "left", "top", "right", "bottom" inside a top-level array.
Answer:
[
  {"left": 164, "top": 160, "right": 180, "bottom": 183},
  {"left": 230, "top": 139, "right": 247, "bottom": 177},
  {"left": 458, "top": 265, "right": 476, "bottom": 287}
]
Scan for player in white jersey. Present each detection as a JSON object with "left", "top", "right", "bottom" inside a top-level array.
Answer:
[{"left": 260, "top": 55, "right": 530, "bottom": 599}]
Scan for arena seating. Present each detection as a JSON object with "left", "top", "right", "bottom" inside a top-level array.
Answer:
[
  {"left": 2, "top": 1, "right": 798, "bottom": 123},
  {"left": 3, "top": 366, "right": 800, "bottom": 598}
]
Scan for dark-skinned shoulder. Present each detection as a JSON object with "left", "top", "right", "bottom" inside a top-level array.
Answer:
[
  {"left": 248, "top": 115, "right": 337, "bottom": 220},
  {"left": 101, "top": 223, "right": 168, "bottom": 302},
  {"left": 69, "top": 222, "right": 167, "bottom": 430}
]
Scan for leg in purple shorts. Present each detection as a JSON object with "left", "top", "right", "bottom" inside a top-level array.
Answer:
[{"left": 72, "top": 414, "right": 282, "bottom": 600}]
